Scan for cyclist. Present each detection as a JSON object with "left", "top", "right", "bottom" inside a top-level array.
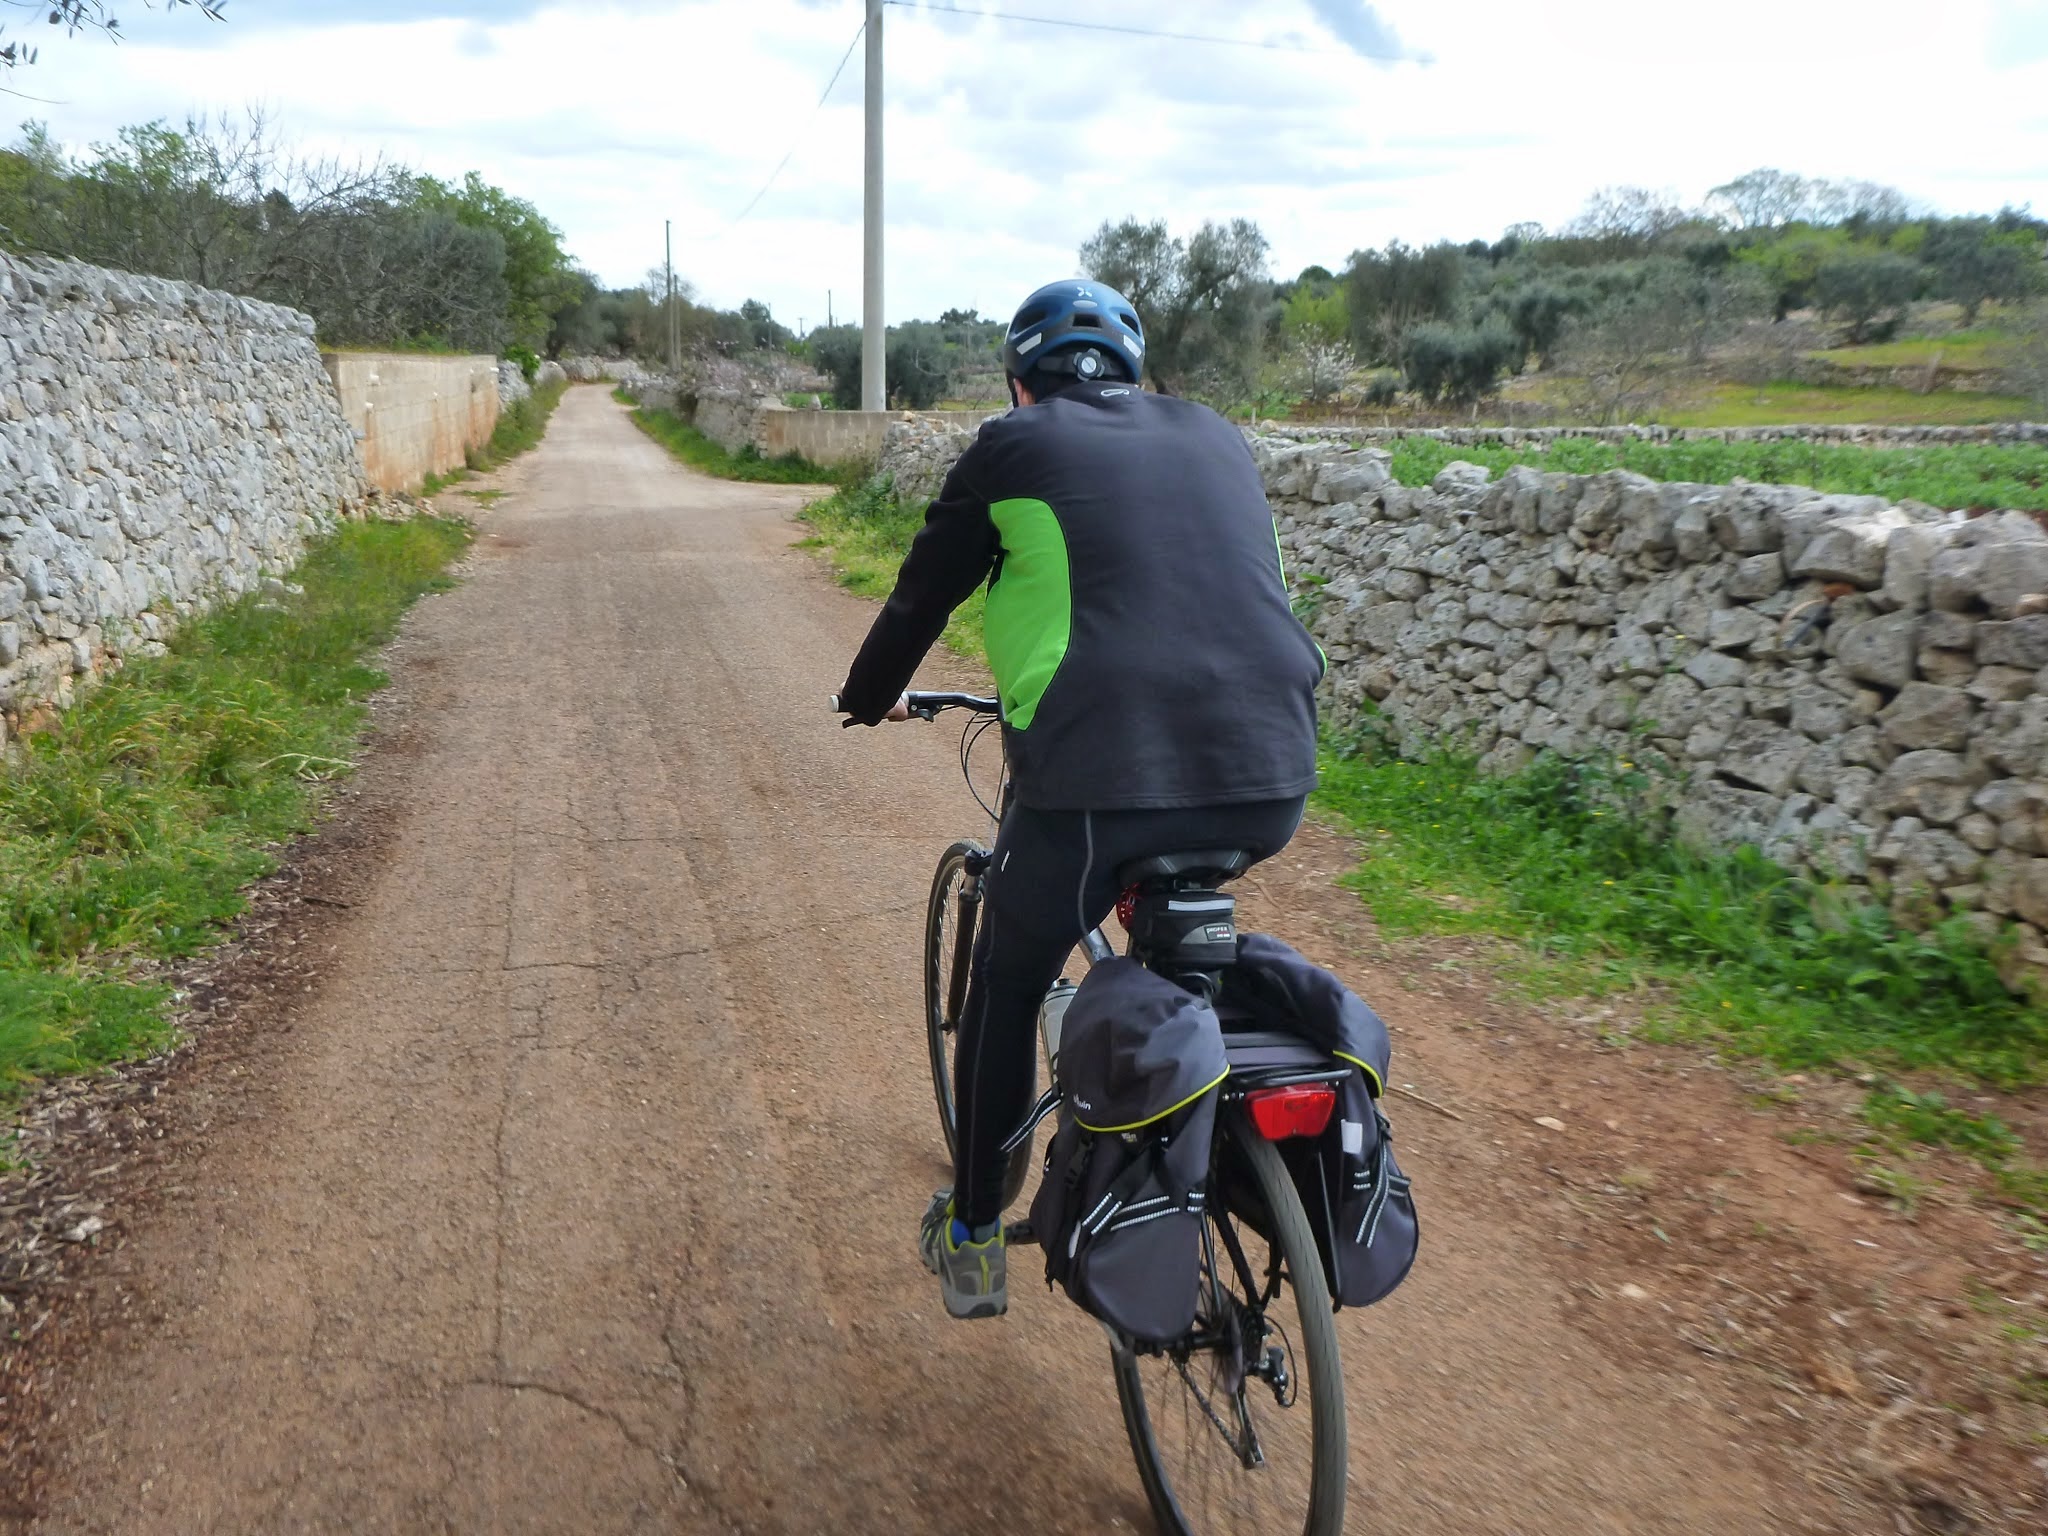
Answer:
[{"left": 835, "top": 279, "right": 1326, "bottom": 1320}]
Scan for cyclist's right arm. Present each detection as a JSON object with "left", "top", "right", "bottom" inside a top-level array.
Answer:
[{"left": 835, "top": 440, "right": 1000, "bottom": 725}]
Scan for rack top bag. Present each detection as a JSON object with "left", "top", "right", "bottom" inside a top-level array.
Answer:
[
  {"left": 1056, "top": 957, "right": 1227, "bottom": 1131},
  {"left": 1221, "top": 931, "right": 1390, "bottom": 1095}
]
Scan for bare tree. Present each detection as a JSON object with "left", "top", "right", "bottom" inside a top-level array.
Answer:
[
  {"left": 1562, "top": 186, "right": 1695, "bottom": 254},
  {"left": 1548, "top": 263, "right": 1760, "bottom": 424},
  {"left": 1706, "top": 168, "right": 1810, "bottom": 230}
]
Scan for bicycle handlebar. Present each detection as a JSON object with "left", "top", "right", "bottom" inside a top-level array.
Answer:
[{"left": 829, "top": 691, "right": 1000, "bottom": 726}]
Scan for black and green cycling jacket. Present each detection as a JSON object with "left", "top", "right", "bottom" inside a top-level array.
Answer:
[{"left": 838, "top": 383, "right": 1325, "bottom": 812}]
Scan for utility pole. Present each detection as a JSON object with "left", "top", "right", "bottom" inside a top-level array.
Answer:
[
  {"left": 664, "top": 220, "right": 678, "bottom": 377},
  {"left": 861, "top": 0, "right": 885, "bottom": 410},
  {"left": 828, "top": 289, "right": 834, "bottom": 328}
]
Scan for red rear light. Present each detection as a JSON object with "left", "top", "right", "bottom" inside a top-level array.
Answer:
[
  {"left": 1115, "top": 885, "right": 1139, "bottom": 929},
  {"left": 1245, "top": 1085, "right": 1336, "bottom": 1141}
]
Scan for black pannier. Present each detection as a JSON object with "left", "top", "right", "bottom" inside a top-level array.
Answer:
[
  {"left": 1028, "top": 958, "right": 1226, "bottom": 1343},
  {"left": 1219, "top": 933, "right": 1419, "bottom": 1308}
]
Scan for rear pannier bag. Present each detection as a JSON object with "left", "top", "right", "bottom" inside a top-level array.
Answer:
[
  {"left": 1028, "top": 958, "right": 1226, "bottom": 1343},
  {"left": 1220, "top": 933, "right": 1419, "bottom": 1308}
]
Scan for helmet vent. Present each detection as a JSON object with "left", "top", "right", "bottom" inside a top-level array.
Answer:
[{"left": 1071, "top": 314, "right": 1103, "bottom": 329}]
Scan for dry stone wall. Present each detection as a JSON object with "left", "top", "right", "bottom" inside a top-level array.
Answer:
[
  {"left": 876, "top": 412, "right": 2048, "bottom": 994},
  {"left": 1265, "top": 440, "right": 2048, "bottom": 992},
  {"left": 0, "top": 252, "right": 371, "bottom": 740},
  {"left": 1256, "top": 422, "right": 2048, "bottom": 450}
]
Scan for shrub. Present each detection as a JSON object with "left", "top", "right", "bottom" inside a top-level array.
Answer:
[
  {"left": 1813, "top": 247, "right": 1926, "bottom": 344},
  {"left": 1400, "top": 318, "right": 1523, "bottom": 404}
]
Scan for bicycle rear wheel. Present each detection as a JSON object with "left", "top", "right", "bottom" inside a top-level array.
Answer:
[
  {"left": 1112, "top": 1126, "right": 1347, "bottom": 1536},
  {"left": 923, "top": 840, "right": 1036, "bottom": 1211}
]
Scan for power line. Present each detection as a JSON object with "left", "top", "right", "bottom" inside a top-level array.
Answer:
[
  {"left": 731, "top": 20, "right": 868, "bottom": 225},
  {"left": 884, "top": 0, "right": 1402, "bottom": 59}
]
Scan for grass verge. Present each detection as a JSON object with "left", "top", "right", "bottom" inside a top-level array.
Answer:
[
  {"left": 795, "top": 479, "right": 986, "bottom": 661},
  {"left": 1657, "top": 380, "right": 2036, "bottom": 429},
  {"left": 422, "top": 375, "right": 570, "bottom": 496},
  {"left": 622, "top": 395, "right": 850, "bottom": 487},
  {"left": 1313, "top": 728, "right": 2048, "bottom": 1208},
  {"left": 0, "top": 515, "right": 474, "bottom": 1100},
  {"left": 1380, "top": 432, "right": 2048, "bottom": 513}
]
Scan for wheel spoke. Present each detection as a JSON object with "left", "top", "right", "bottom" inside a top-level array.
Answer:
[{"left": 1114, "top": 1130, "right": 1346, "bottom": 1535}]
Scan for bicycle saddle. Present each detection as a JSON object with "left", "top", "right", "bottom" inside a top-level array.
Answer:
[{"left": 1116, "top": 848, "right": 1257, "bottom": 887}]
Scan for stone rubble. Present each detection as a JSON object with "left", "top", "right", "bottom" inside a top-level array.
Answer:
[{"left": 1, "top": 251, "right": 371, "bottom": 744}]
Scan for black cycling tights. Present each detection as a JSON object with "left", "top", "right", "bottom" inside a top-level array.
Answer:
[{"left": 950, "top": 795, "right": 1307, "bottom": 1229}]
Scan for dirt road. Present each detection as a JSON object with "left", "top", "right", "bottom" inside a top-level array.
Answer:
[{"left": 19, "top": 388, "right": 1894, "bottom": 1532}]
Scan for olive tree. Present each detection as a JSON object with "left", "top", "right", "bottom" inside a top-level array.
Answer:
[
  {"left": 1080, "top": 216, "right": 1271, "bottom": 399},
  {"left": 1812, "top": 247, "right": 1925, "bottom": 343}
]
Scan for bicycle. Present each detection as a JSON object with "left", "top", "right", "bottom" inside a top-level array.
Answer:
[{"left": 851, "top": 689, "right": 1350, "bottom": 1536}]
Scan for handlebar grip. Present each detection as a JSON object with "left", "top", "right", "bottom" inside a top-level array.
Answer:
[{"left": 829, "top": 694, "right": 842, "bottom": 712}]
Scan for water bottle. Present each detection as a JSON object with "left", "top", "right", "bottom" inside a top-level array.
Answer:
[{"left": 1038, "top": 978, "right": 1078, "bottom": 1072}]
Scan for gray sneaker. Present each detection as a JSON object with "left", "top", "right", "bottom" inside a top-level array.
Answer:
[{"left": 919, "top": 1190, "right": 1006, "bottom": 1320}]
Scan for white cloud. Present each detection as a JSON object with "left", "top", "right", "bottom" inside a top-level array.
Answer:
[{"left": 11, "top": 0, "right": 2046, "bottom": 331}]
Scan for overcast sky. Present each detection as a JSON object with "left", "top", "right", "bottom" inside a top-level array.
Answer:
[{"left": 8, "top": 0, "right": 2048, "bottom": 330}]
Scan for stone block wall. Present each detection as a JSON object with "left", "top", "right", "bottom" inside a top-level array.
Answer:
[
  {"left": 1264, "top": 440, "right": 2048, "bottom": 992},
  {"left": 873, "top": 410, "right": 2048, "bottom": 993},
  {"left": 1, "top": 252, "right": 370, "bottom": 740},
  {"left": 1257, "top": 421, "right": 2048, "bottom": 450},
  {"left": 321, "top": 352, "right": 500, "bottom": 494}
]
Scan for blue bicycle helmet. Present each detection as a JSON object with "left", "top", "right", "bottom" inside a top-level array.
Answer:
[{"left": 1002, "top": 279, "right": 1144, "bottom": 385}]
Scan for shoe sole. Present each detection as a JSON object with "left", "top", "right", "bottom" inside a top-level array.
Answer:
[{"left": 941, "top": 1286, "right": 1007, "bottom": 1320}]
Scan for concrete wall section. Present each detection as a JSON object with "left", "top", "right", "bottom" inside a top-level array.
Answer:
[
  {"left": 0, "top": 252, "right": 370, "bottom": 738},
  {"left": 692, "top": 390, "right": 991, "bottom": 468},
  {"left": 322, "top": 353, "right": 501, "bottom": 493},
  {"left": 760, "top": 407, "right": 990, "bottom": 467}
]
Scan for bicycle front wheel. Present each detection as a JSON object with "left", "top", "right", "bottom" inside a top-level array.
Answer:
[
  {"left": 923, "top": 839, "right": 1036, "bottom": 1211},
  {"left": 923, "top": 840, "right": 986, "bottom": 1160},
  {"left": 1112, "top": 1125, "right": 1348, "bottom": 1536}
]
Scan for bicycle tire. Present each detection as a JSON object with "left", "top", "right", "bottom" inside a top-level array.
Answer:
[
  {"left": 924, "top": 841, "right": 984, "bottom": 1161},
  {"left": 1112, "top": 1126, "right": 1348, "bottom": 1536},
  {"left": 923, "top": 839, "right": 1036, "bottom": 1211}
]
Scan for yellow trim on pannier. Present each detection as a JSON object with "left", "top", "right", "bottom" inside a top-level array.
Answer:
[
  {"left": 1334, "top": 1052, "right": 1385, "bottom": 1098},
  {"left": 1074, "top": 1067, "right": 1230, "bottom": 1135}
]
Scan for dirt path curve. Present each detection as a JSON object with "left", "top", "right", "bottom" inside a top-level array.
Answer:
[{"left": 26, "top": 387, "right": 1839, "bottom": 1533}]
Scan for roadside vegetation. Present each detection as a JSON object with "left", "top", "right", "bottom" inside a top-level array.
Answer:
[
  {"left": 0, "top": 514, "right": 472, "bottom": 1101},
  {"left": 1312, "top": 726, "right": 2047, "bottom": 1216},
  {"left": 620, "top": 391, "right": 846, "bottom": 486},
  {"left": 796, "top": 479, "right": 986, "bottom": 659},
  {"left": 421, "top": 374, "right": 570, "bottom": 497},
  {"left": 1380, "top": 435, "right": 2048, "bottom": 512}
]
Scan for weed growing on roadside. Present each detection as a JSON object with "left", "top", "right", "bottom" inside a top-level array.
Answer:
[
  {"left": 470, "top": 377, "right": 568, "bottom": 472},
  {"left": 1313, "top": 727, "right": 2047, "bottom": 1086},
  {"left": 625, "top": 401, "right": 853, "bottom": 487},
  {"left": 797, "top": 479, "right": 985, "bottom": 661},
  {"left": 416, "top": 379, "right": 568, "bottom": 500},
  {"left": 0, "top": 516, "right": 474, "bottom": 1099}
]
